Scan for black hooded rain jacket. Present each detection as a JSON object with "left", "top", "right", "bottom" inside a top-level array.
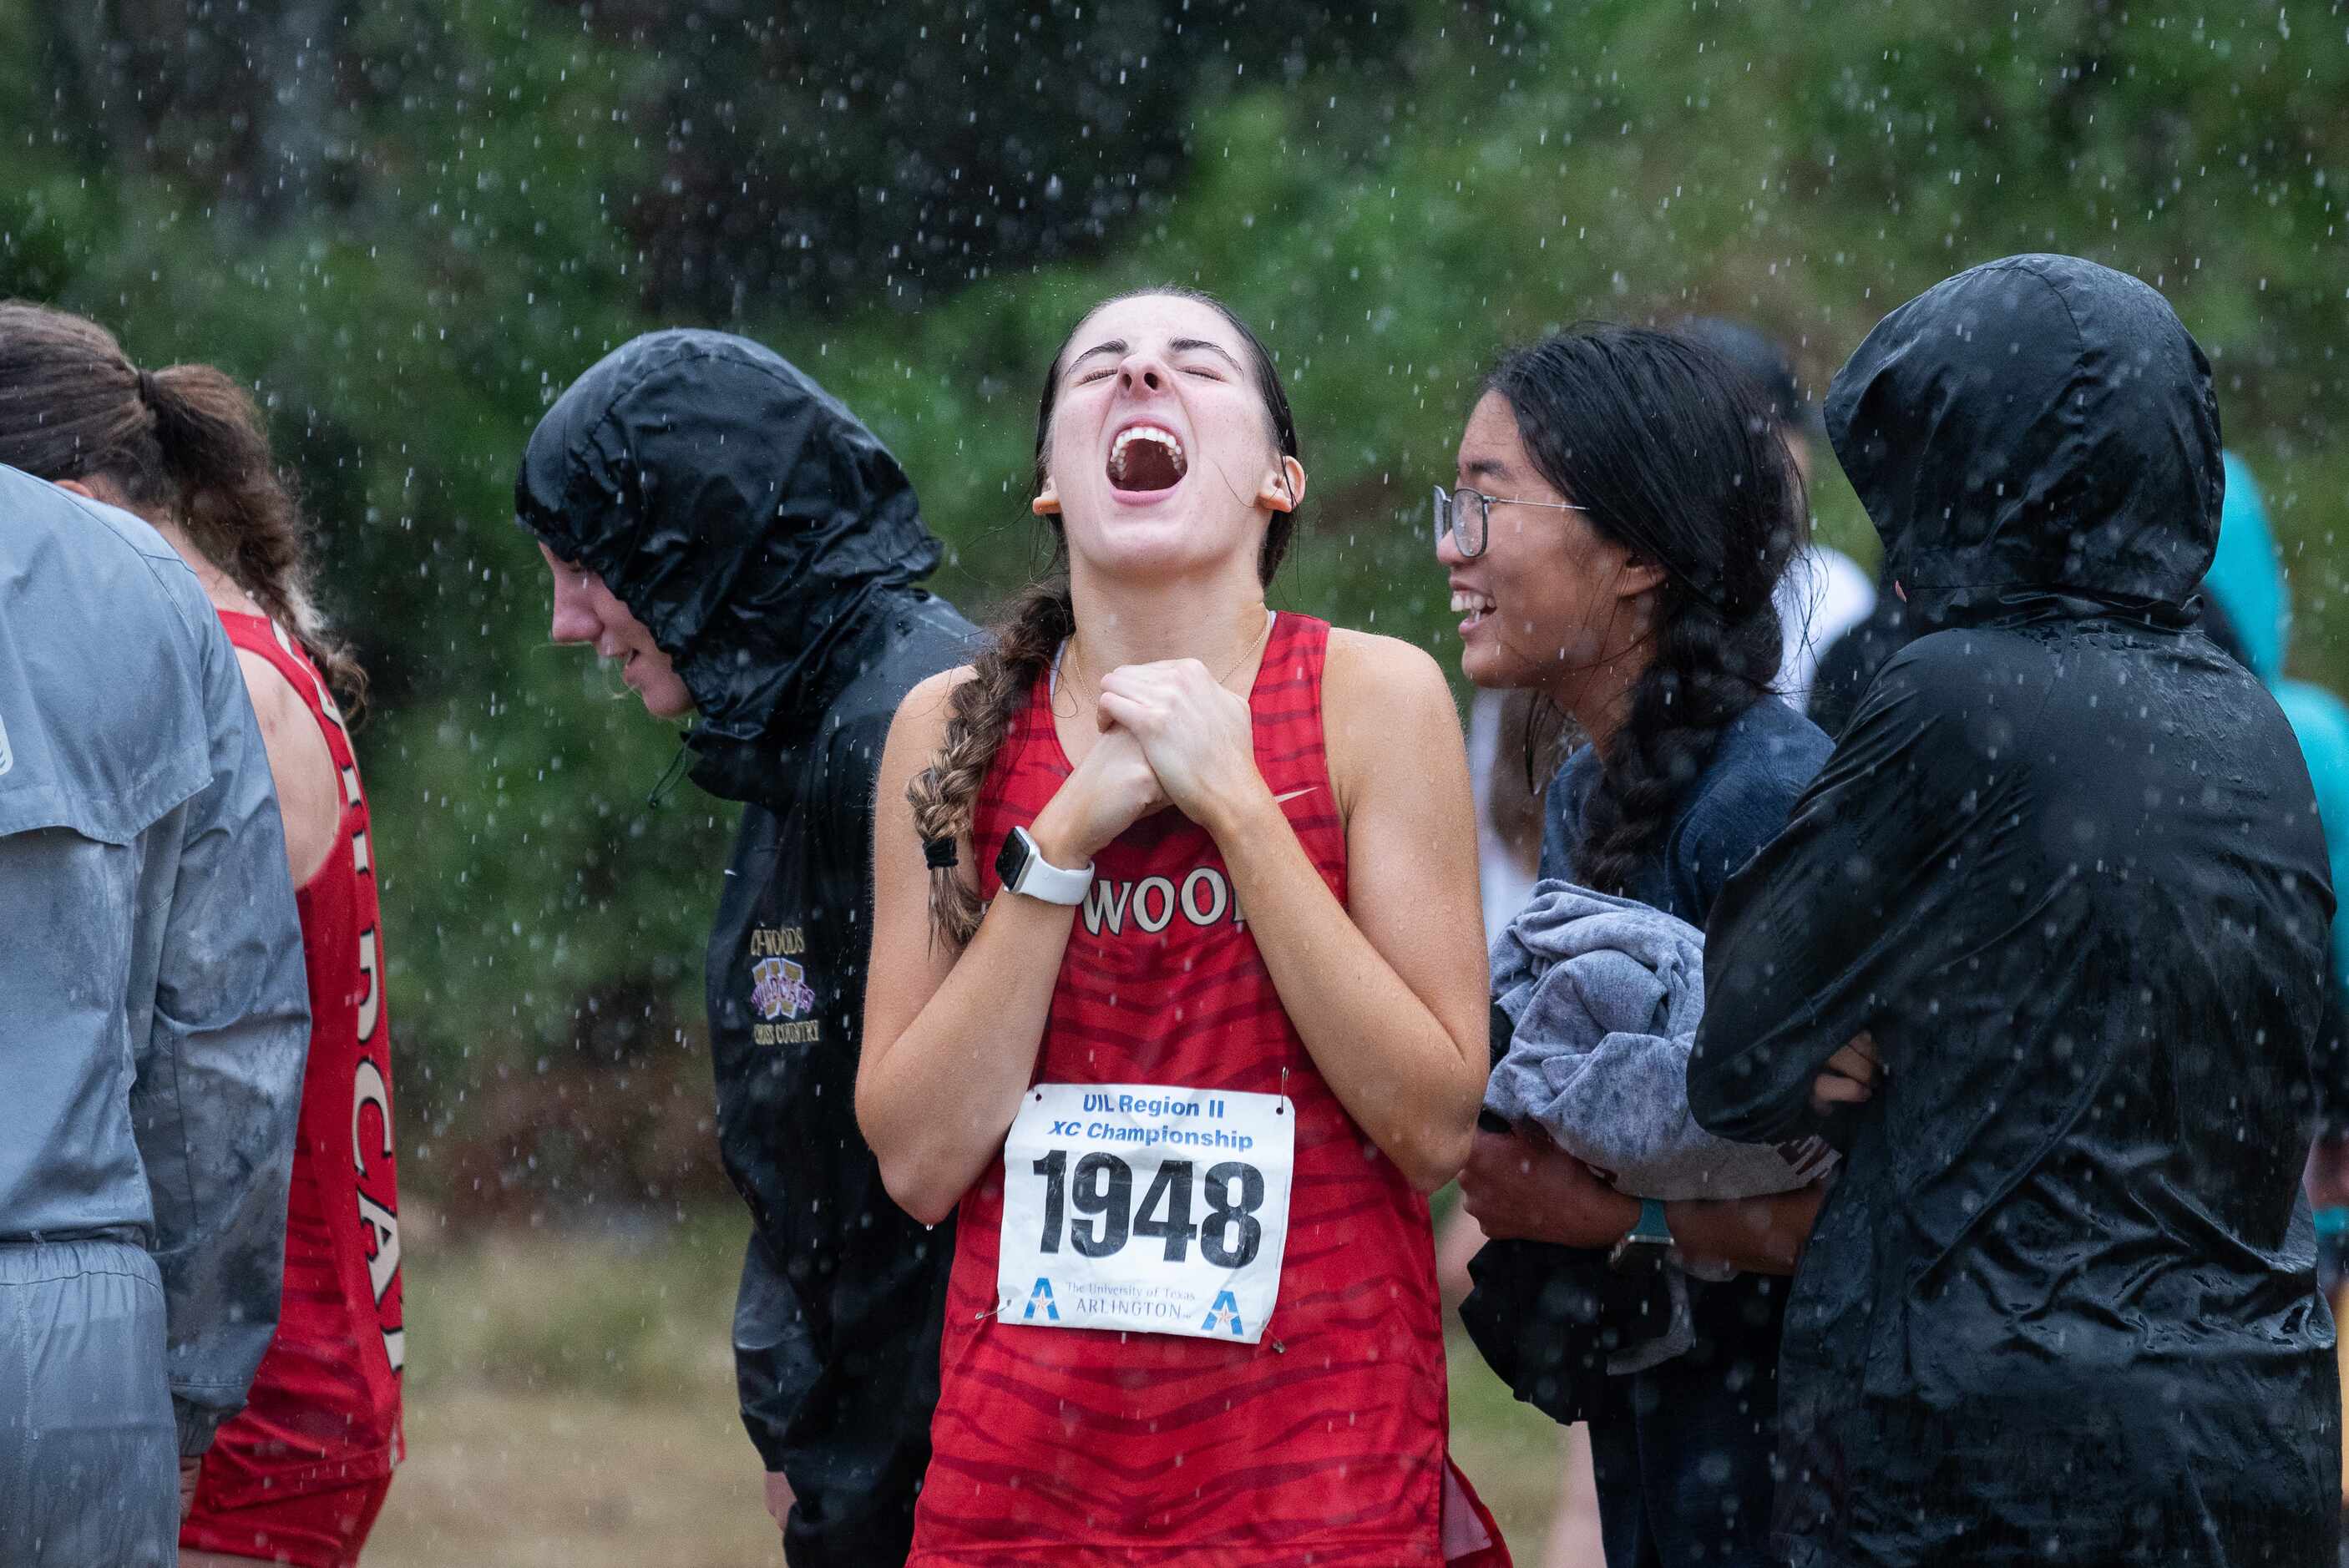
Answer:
[
  {"left": 517, "top": 330, "right": 975, "bottom": 1566},
  {"left": 1688, "top": 255, "right": 2340, "bottom": 1565}
]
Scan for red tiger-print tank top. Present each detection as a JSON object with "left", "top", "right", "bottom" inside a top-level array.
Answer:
[
  {"left": 205, "top": 612, "right": 402, "bottom": 1492},
  {"left": 909, "top": 614, "right": 1456, "bottom": 1566}
]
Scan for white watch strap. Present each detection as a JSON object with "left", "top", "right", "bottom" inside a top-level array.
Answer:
[{"left": 1011, "top": 828, "right": 1094, "bottom": 905}]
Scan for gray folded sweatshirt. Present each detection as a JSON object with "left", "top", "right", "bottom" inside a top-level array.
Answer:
[
  {"left": 1487, "top": 880, "right": 1837, "bottom": 1373},
  {"left": 1487, "top": 880, "right": 1835, "bottom": 1201}
]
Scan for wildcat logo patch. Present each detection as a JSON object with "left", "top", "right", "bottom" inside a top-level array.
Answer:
[{"left": 751, "top": 956, "right": 815, "bottom": 1022}]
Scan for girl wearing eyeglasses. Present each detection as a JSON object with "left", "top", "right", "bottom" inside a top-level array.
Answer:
[
  {"left": 1438, "top": 326, "right": 1835, "bottom": 1568},
  {"left": 859, "top": 286, "right": 1510, "bottom": 1564}
]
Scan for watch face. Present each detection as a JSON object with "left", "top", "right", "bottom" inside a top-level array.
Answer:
[
  {"left": 1608, "top": 1237, "right": 1671, "bottom": 1277},
  {"left": 995, "top": 827, "right": 1033, "bottom": 893}
]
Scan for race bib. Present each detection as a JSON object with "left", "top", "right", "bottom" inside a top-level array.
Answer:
[{"left": 997, "top": 1083, "right": 1294, "bottom": 1344}]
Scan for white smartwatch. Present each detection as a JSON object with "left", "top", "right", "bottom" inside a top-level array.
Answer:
[{"left": 995, "top": 824, "right": 1094, "bottom": 905}]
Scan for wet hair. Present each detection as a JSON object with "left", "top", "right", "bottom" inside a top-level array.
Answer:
[
  {"left": 1484, "top": 325, "right": 1804, "bottom": 896},
  {"left": 0, "top": 301, "right": 366, "bottom": 716},
  {"left": 908, "top": 286, "right": 1301, "bottom": 943}
]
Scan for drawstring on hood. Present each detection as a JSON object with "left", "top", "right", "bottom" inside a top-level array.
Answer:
[{"left": 645, "top": 738, "right": 696, "bottom": 809}]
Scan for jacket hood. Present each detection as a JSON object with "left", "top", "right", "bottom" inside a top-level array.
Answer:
[
  {"left": 1825, "top": 255, "right": 2221, "bottom": 616},
  {"left": 2202, "top": 451, "right": 2287, "bottom": 682},
  {"left": 515, "top": 328, "right": 944, "bottom": 746}
]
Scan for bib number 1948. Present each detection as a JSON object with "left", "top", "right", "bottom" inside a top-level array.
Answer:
[
  {"left": 1030, "top": 1150, "right": 1264, "bottom": 1268},
  {"left": 998, "top": 1084, "right": 1293, "bottom": 1344}
]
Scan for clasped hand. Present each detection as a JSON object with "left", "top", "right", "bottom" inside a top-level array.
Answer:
[
  {"left": 1096, "top": 658, "right": 1261, "bottom": 827},
  {"left": 1038, "top": 659, "right": 1264, "bottom": 862}
]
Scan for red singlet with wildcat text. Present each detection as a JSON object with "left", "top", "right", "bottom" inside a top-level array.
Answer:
[
  {"left": 909, "top": 614, "right": 1496, "bottom": 1567},
  {"left": 185, "top": 614, "right": 402, "bottom": 1542}
]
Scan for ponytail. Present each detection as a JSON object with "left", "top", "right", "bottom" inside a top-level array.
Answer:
[
  {"left": 0, "top": 301, "right": 368, "bottom": 718},
  {"left": 142, "top": 364, "right": 370, "bottom": 718}
]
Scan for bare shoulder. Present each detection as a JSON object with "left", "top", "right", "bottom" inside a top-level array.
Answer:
[
  {"left": 1319, "top": 629, "right": 1465, "bottom": 815},
  {"left": 232, "top": 647, "right": 317, "bottom": 742},
  {"left": 232, "top": 646, "right": 339, "bottom": 881},
  {"left": 880, "top": 665, "right": 977, "bottom": 802},
  {"left": 1321, "top": 626, "right": 1455, "bottom": 716},
  {"left": 890, "top": 665, "right": 977, "bottom": 737}
]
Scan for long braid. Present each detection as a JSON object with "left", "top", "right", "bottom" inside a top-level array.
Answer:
[
  {"left": 144, "top": 361, "right": 371, "bottom": 719},
  {"left": 1574, "top": 597, "right": 1782, "bottom": 895},
  {"left": 906, "top": 578, "right": 1074, "bottom": 944}
]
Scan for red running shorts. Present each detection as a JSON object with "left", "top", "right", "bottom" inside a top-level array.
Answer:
[{"left": 180, "top": 1463, "right": 393, "bottom": 1568}]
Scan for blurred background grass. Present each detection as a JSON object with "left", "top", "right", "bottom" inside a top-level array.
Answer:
[{"left": 367, "top": 1206, "right": 772, "bottom": 1565}]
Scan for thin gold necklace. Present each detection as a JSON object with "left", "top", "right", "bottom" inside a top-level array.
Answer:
[{"left": 1062, "top": 605, "right": 1273, "bottom": 713}]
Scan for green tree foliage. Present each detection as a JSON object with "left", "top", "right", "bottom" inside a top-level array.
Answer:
[
  {"left": 5, "top": 0, "right": 2346, "bottom": 1192},
  {"left": 589, "top": 0, "right": 1426, "bottom": 316}
]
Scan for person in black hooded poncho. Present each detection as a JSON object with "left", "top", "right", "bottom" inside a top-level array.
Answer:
[
  {"left": 515, "top": 330, "right": 975, "bottom": 1566},
  {"left": 1688, "top": 255, "right": 2341, "bottom": 1565}
]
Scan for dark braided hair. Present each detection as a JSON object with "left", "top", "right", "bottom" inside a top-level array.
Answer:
[
  {"left": 1484, "top": 326, "right": 1805, "bottom": 896},
  {"left": 906, "top": 287, "right": 1303, "bottom": 943},
  {"left": 0, "top": 301, "right": 368, "bottom": 716}
]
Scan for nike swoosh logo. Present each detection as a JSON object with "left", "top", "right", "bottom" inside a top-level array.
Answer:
[{"left": 1272, "top": 786, "right": 1321, "bottom": 804}]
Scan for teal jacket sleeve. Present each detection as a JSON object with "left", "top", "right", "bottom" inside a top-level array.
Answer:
[{"left": 2277, "top": 679, "right": 2349, "bottom": 1128}]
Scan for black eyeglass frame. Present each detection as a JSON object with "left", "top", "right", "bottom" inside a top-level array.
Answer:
[{"left": 1431, "top": 484, "right": 1588, "bottom": 560}]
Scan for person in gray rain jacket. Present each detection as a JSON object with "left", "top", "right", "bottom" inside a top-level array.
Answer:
[
  {"left": 517, "top": 330, "right": 975, "bottom": 1566},
  {"left": 1689, "top": 254, "right": 2341, "bottom": 1566},
  {"left": 0, "top": 463, "right": 309, "bottom": 1565}
]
